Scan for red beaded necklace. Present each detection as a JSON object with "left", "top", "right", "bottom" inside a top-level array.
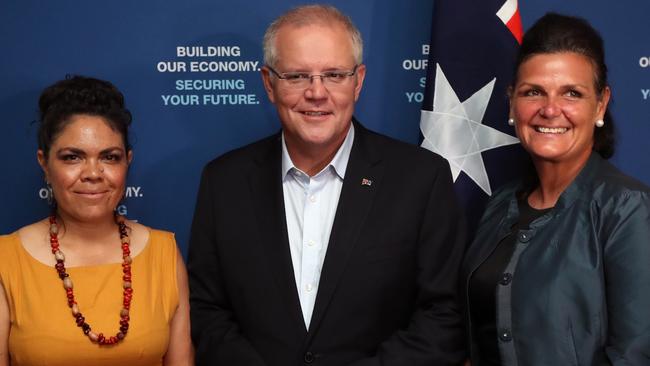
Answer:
[{"left": 48, "top": 214, "right": 133, "bottom": 345}]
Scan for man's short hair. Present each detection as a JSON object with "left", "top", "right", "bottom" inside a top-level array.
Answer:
[{"left": 263, "top": 4, "right": 363, "bottom": 68}]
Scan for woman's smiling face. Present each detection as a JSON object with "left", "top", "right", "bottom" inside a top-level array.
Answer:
[
  {"left": 510, "top": 52, "right": 610, "bottom": 165},
  {"left": 38, "top": 114, "right": 132, "bottom": 223}
]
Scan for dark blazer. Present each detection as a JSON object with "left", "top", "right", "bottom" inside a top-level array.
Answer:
[
  {"left": 461, "top": 153, "right": 650, "bottom": 365},
  {"left": 188, "top": 121, "right": 467, "bottom": 366}
]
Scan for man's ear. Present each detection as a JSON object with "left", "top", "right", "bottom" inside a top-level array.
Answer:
[
  {"left": 261, "top": 66, "right": 276, "bottom": 104},
  {"left": 353, "top": 64, "right": 366, "bottom": 102}
]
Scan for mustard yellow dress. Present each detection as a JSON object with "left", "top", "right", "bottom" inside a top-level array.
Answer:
[{"left": 0, "top": 229, "right": 179, "bottom": 366}]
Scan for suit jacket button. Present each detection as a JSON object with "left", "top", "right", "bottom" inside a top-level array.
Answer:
[
  {"left": 304, "top": 351, "right": 315, "bottom": 363},
  {"left": 499, "top": 329, "right": 513, "bottom": 342},
  {"left": 499, "top": 272, "right": 513, "bottom": 285}
]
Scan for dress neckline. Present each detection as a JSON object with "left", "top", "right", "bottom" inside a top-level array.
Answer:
[{"left": 10, "top": 228, "right": 153, "bottom": 269}]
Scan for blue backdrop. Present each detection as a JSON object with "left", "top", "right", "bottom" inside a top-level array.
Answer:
[{"left": 1, "top": 1, "right": 648, "bottom": 255}]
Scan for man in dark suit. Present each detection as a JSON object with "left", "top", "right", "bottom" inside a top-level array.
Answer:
[{"left": 188, "top": 5, "right": 466, "bottom": 365}]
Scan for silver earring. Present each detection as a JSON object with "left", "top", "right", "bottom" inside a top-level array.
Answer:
[
  {"left": 508, "top": 118, "right": 515, "bottom": 126},
  {"left": 595, "top": 119, "right": 604, "bottom": 128}
]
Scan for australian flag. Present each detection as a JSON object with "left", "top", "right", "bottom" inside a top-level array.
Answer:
[{"left": 420, "top": 0, "right": 528, "bottom": 235}]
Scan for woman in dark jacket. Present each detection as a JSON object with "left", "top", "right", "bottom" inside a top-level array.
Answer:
[{"left": 462, "top": 13, "right": 650, "bottom": 366}]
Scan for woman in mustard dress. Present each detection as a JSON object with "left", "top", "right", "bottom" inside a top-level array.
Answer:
[{"left": 0, "top": 76, "right": 193, "bottom": 365}]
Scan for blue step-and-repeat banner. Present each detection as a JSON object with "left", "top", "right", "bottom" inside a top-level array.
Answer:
[{"left": 1, "top": 1, "right": 648, "bottom": 255}]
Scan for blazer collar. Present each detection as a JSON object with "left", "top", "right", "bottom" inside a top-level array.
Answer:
[
  {"left": 507, "top": 152, "right": 604, "bottom": 219},
  {"left": 307, "top": 118, "right": 385, "bottom": 336},
  {"left": 496, "top": 152, "right": 606, "bottom": 237},
  {"left": 554, "top": 152, "right": 603, "bottom": 211},
  {"left": 248, "top": 134, "right": 307, "bottom": 335},
  {"left": 248, "top": 119, "right": 386, "bottom": 337}
]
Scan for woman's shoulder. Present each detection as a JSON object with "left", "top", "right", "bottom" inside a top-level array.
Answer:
[
  {"left": 129, "top": 223, "right": 180, "bottom": 294},
  {"left": 492, "top": 180, "right": 520, "bottom": 198},
  {"left": 126, "top": 220, "right": 178, "bottom": 258},
  {"left": 125, "top": 219, "right": 173, "bottom": 237},
  {"left": 14, "top": 220, "right": 48, "bottom": 240},
  {"left": 7, "top": 220, "right": 50, "bottom": 260},
  {"left": 583, "top": 160, "right": 650, "bottom": 240},
  {"left": 142, "top": 225, "right": 176, "bottom": 246},
  {"left": 590, "top": 159, "right": 650, "bottom": 204},
  {"left": 1, "top": 220, "right": 50, "bottom": 273},
  {"left": 0, "top": 231, "right": 19, "bottom": 244},
  {"left": 485, "top": 180, "right": 520, "bottom": 211},
  {"left": 0, "top": 230, "right": 21, "bottom": 256}
]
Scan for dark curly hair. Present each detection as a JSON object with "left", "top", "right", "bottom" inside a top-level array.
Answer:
[
  {"left": 38, "top": 75, "right": 132, "bottom": 159},
  {"left": 514, "top": 13, "right": 615, "bottom": 159}
]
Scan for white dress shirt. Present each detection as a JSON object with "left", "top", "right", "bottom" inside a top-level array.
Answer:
[{"left": 281, "top": 124, "right": 355, "bottom": 329}]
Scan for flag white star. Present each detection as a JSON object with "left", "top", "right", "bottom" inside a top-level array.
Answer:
[{"left": 420, "top": 63, "right": 519, "bottom": 195}]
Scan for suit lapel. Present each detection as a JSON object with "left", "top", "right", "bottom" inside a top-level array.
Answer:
[
  {"left": 248, "top": 135, "right": 308, "bottom": 335},
  {"left": 307, "top": 122, "right": 384, "bottom": 335}
]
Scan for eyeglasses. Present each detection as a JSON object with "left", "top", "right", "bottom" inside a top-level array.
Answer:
[{"left": 267, "top": 65, "right": 359, "bottom": 89}]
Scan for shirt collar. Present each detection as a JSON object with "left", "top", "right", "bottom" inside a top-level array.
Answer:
[{"left": 281, "top": 123, "right": 355, "bottom": 179}]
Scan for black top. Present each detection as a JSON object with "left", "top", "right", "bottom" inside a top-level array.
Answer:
[{"left": 468, "top": 198, "right": 552, "bottom": 365}]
